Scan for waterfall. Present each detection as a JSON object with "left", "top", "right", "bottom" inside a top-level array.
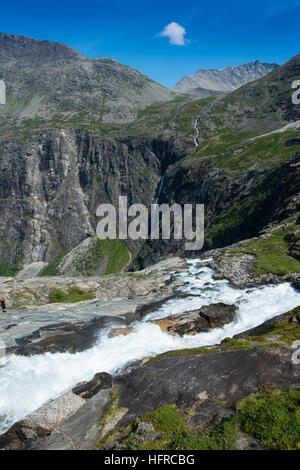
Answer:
[
  {"left": 194, "top": 117, "right": 200, "bottom": 147},
  {"left": 154, "top": 175, "right": 165, "bottom": 205}
]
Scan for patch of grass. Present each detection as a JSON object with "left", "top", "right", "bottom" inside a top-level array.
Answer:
[
  {"left": 98, "top": 389, "right": 122, "bottom": 430},
  {"left": 103, "top": 240, "right": 131, "bottom": 275},
  {"left": 123, "top": 405, "right": 238, "bottom": 451},
  {"left": 221, "top": 337, "right": 251, "bottom": 350},
  {"left": 77, "top": 238, "right": 130, "bottom": 275},
  {"left": 265, "top": 320, "right": 300, "bottom": 345},
  {"left": 169, "top": 418, "right": 238, "bottom": 451},
  {"left": 125, "top": 273, "right": 145, "bottom": 278},
  {"left": 39, "top": 253, "right": 66, "bottom": 276},
  {"left": 243, "top": 306, "right": 300, "bottom": 345},
  {"left": 0, "top": 261, "right": 20, "bottom": 276},
  {"left": 230, "top": 226, "right": 300, "bottom": 276},
  {"left": 246, "top": 335, "right": 268, "bottom": 343},
  {"left": 48, "top": 287, "right": 94, "bottom": 303},
  {"left": 236, "top": 388, "right": 300, "bottom": 450},
  {"left": 188, "top": 128, "right": 300, "bottom": 172},
  {"left": 147, "top": 347, "right": 219, "bottom": 364},
  {"left": 143, "top": 405, "right": 186, "bottom": 433}
]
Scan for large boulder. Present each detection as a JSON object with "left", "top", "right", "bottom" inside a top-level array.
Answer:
[
  {"left": 149, "top": 303, "right": 236, "bottom": 336},
  {"left": 199, "top": 303, "right": 236, "bottom": 328}
]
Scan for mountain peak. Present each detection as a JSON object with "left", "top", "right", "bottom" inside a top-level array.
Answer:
[{"left": 0, "top": 32, "right": 84, "bottom": 62}]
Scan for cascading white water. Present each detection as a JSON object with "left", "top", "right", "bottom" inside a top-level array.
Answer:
[
  {"left": 154, "top": 175, "right": 165, "bottom": 206},
  {"left": 194, "top": 117, "right": 200, "bottom": 146},
  {"left": 1, "top": 258, "right": 300, "bottom": 434}
]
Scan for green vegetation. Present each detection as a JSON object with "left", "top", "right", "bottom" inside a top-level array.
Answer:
[
  {"left": 23, "top": 287, "right": 40, "bottom": 301},
  {"left": 144, "top": 405, "right": 185, "bottom": 433},
  {"left": 40, "top": 238, "right": 130, "bottom": 276},
  {"left": 99, "top": 389, "right": 119, "bottom": 427},
  {"left": 0, "top": 261, "right": 20, "bottom": 276},
  {"left": 9, "top": 289, "right": 41, "bottom": 307},
  {"left": 0, "top": 240, "right": 23, "bottom": 276},
  {"left": 97, "top": 389, "right": 128, "bottom": 449},
  {"left": 147, "top": 346, "right": 219, "bottom": 363},
  {"left": 124, "top": 273, "right": 145, "bottom": 278},
  {"left": 246, "top": 306, "right": 300, "bottom": 345},
  {"left": 229, "top": 225, "right": 300, "bottom": 275},
  {"left": 40, "top": 253, "right": 66, "bottom": 276},
  {"left": 221, "top": 337, "right": 251, "bottom": 350},
  {"left": 124, "top": 95, "right": 193, "bottom": 137},
  {"left": 48, "top": 287, "right": 95, "bottom": 303},
  {"left": 101, "top": 239, "right": 131, "bottom": 275},
  {"left": 184, "top": 127, "right": 300, "bottom": 172},
  {"left": 122, "top": 385, "right": 300, "bottom": 450},
  {"left": 122, "top": 404, "right": 238, "bottom": 450},
  {"left": 76, "top": 238, "right": 130, "bottom": 275},
  {"left": 205, "top": 188, "right": 274, "bottom": 249},
  {"left": 176, "top": 97, "right": 215, "bottom": 138},
  {"left": 236, "top": 387, "right": 300, "bottom": 450}
]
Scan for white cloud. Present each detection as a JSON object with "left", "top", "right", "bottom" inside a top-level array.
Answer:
[{"left": 159, "top": 22, "right": 188, "bottom": 46}]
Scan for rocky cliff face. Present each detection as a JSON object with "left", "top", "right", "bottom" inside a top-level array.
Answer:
[{"left": 0, "top": 127, "right": 189, "bottom": 273}]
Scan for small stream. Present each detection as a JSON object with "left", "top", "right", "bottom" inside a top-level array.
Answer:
[{"left": 1, "top": 258, "right": 300, "bottom": 434}]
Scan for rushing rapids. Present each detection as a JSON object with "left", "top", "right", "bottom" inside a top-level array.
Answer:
[{"left": 0, "top": 258, "right": 300, "bottom": 433}]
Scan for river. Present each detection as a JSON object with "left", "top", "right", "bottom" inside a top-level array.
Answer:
[{"left": 1, "top": 258, "right": 300, "bottom": 433}]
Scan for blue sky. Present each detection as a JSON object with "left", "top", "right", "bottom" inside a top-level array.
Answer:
[{"left": 1, "top": 0, "right": 300, "bottom": 87}]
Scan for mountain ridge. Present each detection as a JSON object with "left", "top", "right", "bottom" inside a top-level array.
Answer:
[{"left": 173, "top": 60, "right": 279, "bottom": 96}]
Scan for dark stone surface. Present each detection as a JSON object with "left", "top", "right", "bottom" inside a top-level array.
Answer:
[
  {"left": 72, "top": 372, "right": 112, "bottom": 399},
  {"left": 0, "top": 421, "right": 51, "bottom": 450},
  {"left": 8, "top": 315, "right": 127, "bottom": 355},
  {"left": 199, "top": 303, "right": 236, "bottom": 328}
]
